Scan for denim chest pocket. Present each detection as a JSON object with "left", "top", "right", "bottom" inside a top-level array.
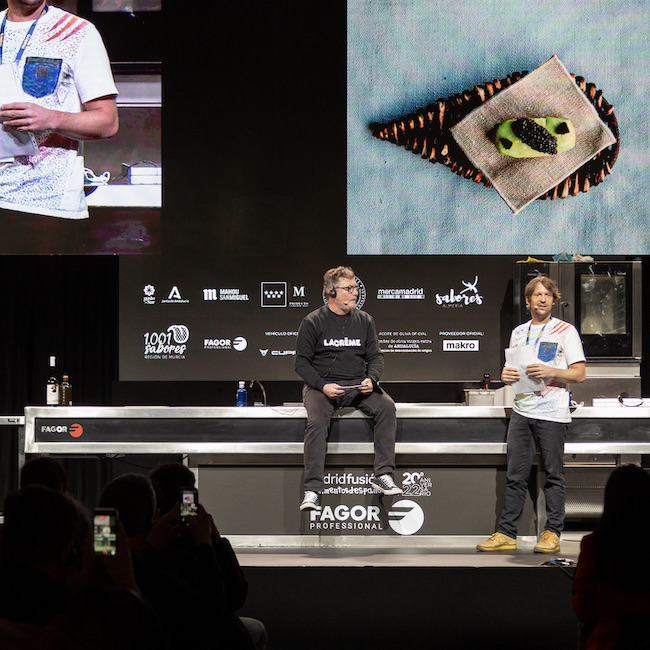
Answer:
[
  {"left": 538, "top": 341, "right": 558, "bottom": 363},
  {"left": 22, "top": 57, "right": 62, "bottom": 98}
]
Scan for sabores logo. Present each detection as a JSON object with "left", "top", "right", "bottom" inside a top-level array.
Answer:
[{"left": 435, "top": 276, "right": 484, "bottom": 307}]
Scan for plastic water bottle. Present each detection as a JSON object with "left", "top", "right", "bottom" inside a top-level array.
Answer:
[{"left": 236, "top": 381, "right": 247, "bottom": 407}]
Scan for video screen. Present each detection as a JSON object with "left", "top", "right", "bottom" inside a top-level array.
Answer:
[
  {"left": 0, "top": 0, "right": 161, "bottom": 254},
  {"left": 347, "top": 0, "right": 646, "bottom": 255}
]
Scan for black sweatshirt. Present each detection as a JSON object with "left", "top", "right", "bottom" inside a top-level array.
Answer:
[{"left": 294, "top": 305, "right": 384, "bottom": 391}]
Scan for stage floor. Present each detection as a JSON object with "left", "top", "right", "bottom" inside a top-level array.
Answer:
[{"left": 235, "top": 531, "right": 585, "bottom": 568}]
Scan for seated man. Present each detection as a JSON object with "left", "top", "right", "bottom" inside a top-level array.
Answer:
[{"left": 295, "top": 266, "right": 402, "bottom": 511}]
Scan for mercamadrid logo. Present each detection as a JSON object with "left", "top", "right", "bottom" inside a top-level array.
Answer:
[{"left": 387, "top": 500, "right": 425, "bottom": 535}]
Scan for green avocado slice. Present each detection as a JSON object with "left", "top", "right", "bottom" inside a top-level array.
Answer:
[{"left": 495, "top": 117, "right": 575, "bottom": 158}]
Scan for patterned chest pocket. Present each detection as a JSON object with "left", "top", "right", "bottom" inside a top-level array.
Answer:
[
  {"left": 538, "top": 341, "right": 558, "bottom": 363},
  {"left": 22, "top": 57, "right": 62, "bottom": 98}
]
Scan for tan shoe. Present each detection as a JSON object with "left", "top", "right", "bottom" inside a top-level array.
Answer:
[
  {"left": 534, "top": 530, "right": 560, "bottom": 553},
  {"left": 476, "top": 532, "right": 517, "bottom": 551}
]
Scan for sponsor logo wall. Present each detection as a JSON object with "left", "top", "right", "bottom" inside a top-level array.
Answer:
[{"left": 119, "top": 256, "right": 515, "bottom": 382}]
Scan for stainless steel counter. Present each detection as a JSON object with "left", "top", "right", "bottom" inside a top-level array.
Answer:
[
  {"left": 20, "top": 404, "right": 649, "bottom": 544},
  {"left": 22, "top": 404, "right": 650, "bottom": 456}
]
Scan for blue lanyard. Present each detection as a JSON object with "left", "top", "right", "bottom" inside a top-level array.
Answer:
[
  {"left": 0, "top": 4, "right": 48, "bottom": 66},
  {"left": 525, "top": 317, "right": 551, "bottom": 347}
]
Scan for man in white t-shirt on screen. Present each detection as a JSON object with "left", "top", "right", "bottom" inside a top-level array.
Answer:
[
  {"left": 0, "top": 0, "right": 118, "bottom": 251},
  {"left": 477, "top": 275, "right": 586, "bottom": 554}
]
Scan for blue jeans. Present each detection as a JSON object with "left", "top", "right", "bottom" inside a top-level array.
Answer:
[{"left": 497, "top": 411, "right": 567, "bottom": 538}]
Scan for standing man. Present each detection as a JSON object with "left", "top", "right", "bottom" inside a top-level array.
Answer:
[
  {"left": 295, "top": 266, "right": 402, "bottom": 511},
  {"left": 0, "top": 0, "right": 118, "bottom": 251},
  {"left": 477, "top": 276, "right": 586, "bottom": 553}
]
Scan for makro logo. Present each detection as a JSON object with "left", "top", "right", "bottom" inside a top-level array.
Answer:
[
  {"left": 442, "top": 340, "right": 479, "bottom": 351},
  {"left": 435, "top": 276, "right": 484, "bottom": 307},
  {"left": 387, "top": 500, "right": 425, "bottom": 535},
  {"left": 308, "top": 503, "right": 383, "bottom": 531},
  {"left": 321, "top": 275, "right": 367, "bottom": 309}
]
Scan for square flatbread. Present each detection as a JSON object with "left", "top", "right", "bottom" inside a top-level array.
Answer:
[{"left": 450, "top": 55, "right": 617, "bottom": 213}]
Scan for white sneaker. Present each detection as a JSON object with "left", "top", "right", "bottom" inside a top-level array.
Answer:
[
  {"left": 370, "top": 474, "right": 403, "bottom": 496},
  {"left": 300, "top": 490, "right": 320, "bottom": 511}
]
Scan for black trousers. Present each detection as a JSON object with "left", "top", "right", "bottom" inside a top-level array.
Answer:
[{"left": 301, "top": 383, "right": 397, "bottom": 492}]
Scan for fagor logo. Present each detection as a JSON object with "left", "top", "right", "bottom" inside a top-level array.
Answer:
[
  {"left": 69, "top": 423, "right": 83, "bottom": 438},
  {"left": 233, "top": 336, "right": 247, "bottom": 351},
  {"left": 40, "top": 423, "right": 84, "bottom": 439},
  {"left": 308, "top": 503, "right": 383, "bottom": 531},
  {"left": 387, "top": 499, "right": 425, "bottom": 536}
]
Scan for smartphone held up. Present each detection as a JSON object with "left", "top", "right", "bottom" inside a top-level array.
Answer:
[
  {"left": 180, "top": 488, "right": 198, "bottom": 523},
  {"left": 93, "top": 508, "right": 118, "bottom": 556}
]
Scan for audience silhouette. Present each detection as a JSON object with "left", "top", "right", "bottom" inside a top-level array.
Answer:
[
  {"left": 573, "top": 464, "right": 650, "bottom": 649},
  {"left": 19, "top": 454, "right": 69, "bottom": 493},
  {"left": 0, "top": 484, "right": 162, "bottom": 649},
  {"left": 99, "top": 470, "right": 264, "bottom": 649},
  {"left": 149, "top": 463, "right": 267, "bottom": 650},
  {"left": 1, "top": 459, "right": 266, "bottom": 649}
]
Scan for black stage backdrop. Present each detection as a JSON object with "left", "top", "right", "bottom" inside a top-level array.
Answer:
[{"left": 0, "top": 256, "right": 118, "bottom": 503}]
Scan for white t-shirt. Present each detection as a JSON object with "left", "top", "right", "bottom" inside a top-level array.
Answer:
[
  {"left": 510, "top": 317, "right": 586, "bottom": 423},
  {"left": 0, "top": 7, "right": 118, "bottom": 219}
]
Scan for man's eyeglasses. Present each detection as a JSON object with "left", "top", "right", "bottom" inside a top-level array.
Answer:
[{"left": 335, "top": 285, "right": 358, "bottom": 293}]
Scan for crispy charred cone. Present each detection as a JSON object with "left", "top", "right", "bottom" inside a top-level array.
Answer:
[
  {"left": 369, "top": 71, "right": 619, "bottom": 201},
  {"left": 368, "top": 72, "right": 529, "bottom": 189},
  {"left": 537, "top": 75, "right": 619, "bottom": 200}
]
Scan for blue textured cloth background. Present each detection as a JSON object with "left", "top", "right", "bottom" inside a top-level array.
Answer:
[{"left": 347, "top": 0, "right": 648, "bottom": 254}]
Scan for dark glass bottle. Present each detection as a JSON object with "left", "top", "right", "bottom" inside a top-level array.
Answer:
[{"left": 60, "top": 374, "right": 72, "bottom": 406}]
